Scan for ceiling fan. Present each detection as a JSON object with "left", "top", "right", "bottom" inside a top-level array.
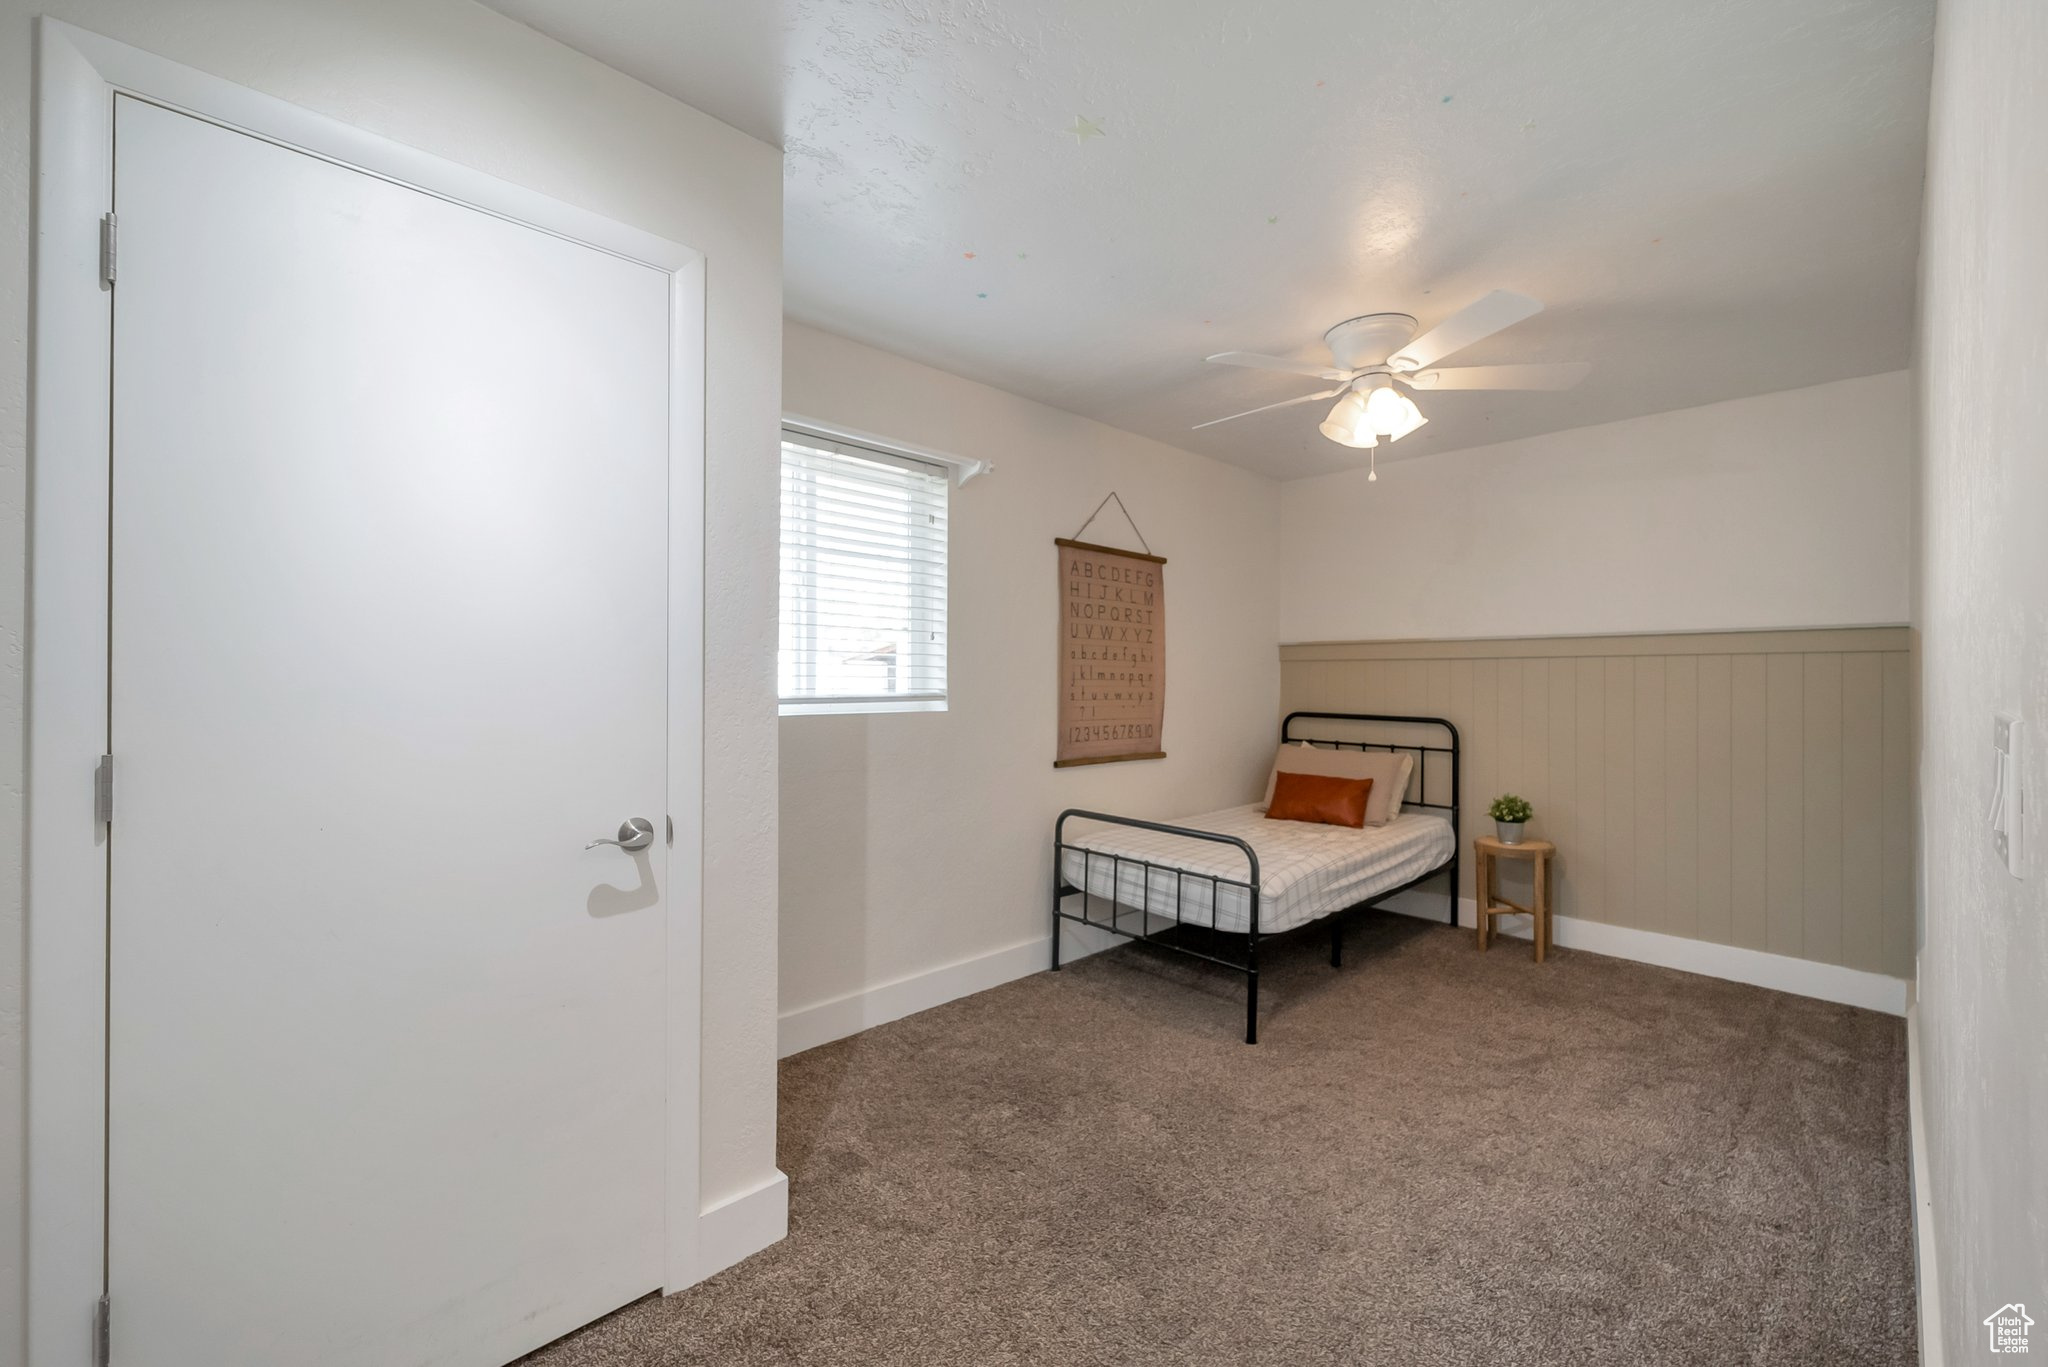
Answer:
[{"left": 1196, "top": 290, "right": 1589, "bottom": 476}]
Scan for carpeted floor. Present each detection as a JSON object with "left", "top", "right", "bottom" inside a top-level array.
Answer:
[{"left": 523, "top": 914, "right": 1914, "bottom": 1366}]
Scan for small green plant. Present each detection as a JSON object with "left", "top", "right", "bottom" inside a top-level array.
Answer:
[{"left": 1488, "top": 793, "right": 1533, "bottom": 823}]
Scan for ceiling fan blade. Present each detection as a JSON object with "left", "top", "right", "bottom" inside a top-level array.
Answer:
[
  {"left": 1204, "top": 350, "right": 1353, "bottom": 382},
  {"left": 1191, "top": 385, "right": 1347, "bottom": 430},
  {"left": 1390, "top": 290, "right": 1544, "bottom": 369},
  {"left": 1399, "top": 362, "right": 1591, "bottom": 391}
]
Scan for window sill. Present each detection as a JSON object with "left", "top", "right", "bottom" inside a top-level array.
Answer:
[{"left": 779, "top": 698, "right": 948, "bottom": 718}]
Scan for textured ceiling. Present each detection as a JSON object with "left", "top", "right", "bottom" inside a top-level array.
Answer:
[{"left": 483, "top": 0, "right": 1935, "bottom": 481}]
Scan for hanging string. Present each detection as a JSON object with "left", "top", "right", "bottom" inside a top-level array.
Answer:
[{"left": 1070, "top": 490, "right": 1154, "bottom": 555}]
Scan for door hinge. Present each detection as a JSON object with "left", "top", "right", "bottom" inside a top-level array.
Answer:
[
  {"left": 93, "top": 1293, "right": 110, "bottom": 1367},
  {"left": 94, "top": 754, "right": 114, "bottom": 825},
  {"left": 99, "top": 212, "right": 118, "bottom": 287}
]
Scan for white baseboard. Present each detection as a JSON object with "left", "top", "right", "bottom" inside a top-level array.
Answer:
[
  {"left": 1376, "top": 890, "right": 1910, "bottom": 1015},
  {"left": 778, "top": 921, "right": 1122, "bottom": 1058},
  {"left": 1907, "top": 986, "right": 1945, "bottom": 1367},
  {"left": 689, "top": 1169, "right": 789, "bottom": 1284},
  {"left": 781, "top": 894, "right": 1907, "bottom": 1062}
]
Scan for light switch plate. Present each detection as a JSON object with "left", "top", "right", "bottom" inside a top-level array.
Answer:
[{"left": 1993, "top": 714, "right": 2024, "bottom": 878}]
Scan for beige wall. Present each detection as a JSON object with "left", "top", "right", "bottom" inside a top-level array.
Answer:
[
  {"left": 780, "top": 323, "right": 1280, "bottom": 1022},
  {"left": 1, "top": 7, "right": 784, "bottom": 1358},
  {"left": 1281, "top": 629, "right": 1914, "bottom": 977},
  {"left": 1279, "top": 372, "right": 1915, "bottom": 645},
  {"left": 1913, "top": 0, "right": 2048, "bottom": 1354}
]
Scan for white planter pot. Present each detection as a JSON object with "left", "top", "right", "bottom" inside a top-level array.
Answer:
[{"left": 1495, "top": 820, "right": 1526, "bottom": 845}]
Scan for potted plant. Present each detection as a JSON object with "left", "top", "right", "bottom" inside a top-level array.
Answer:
[{"left": 1489, "top": 794, "right": 1533, "bottom": 845}]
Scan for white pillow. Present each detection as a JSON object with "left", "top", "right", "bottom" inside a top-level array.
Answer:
[
  {"left": 1263, "top": 742, "right": 1411, "bottom": 827},
  {"left": 1386, "top": 751, "right": 1416, "bottom": 818}
]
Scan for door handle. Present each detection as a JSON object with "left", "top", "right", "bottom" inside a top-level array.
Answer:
[{"left": 586, "top": 817, "right": 655, "bottom": 852}]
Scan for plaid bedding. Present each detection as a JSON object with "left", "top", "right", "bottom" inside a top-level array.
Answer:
[{"left": 1058, "top": 805, "right": 1454, "bottom": 936}]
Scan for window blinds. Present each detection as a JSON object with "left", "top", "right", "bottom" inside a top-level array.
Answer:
[{"left": 779, "top": 432, "right": 949, "bottom": 707}]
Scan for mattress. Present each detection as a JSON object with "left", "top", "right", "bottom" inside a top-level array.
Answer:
[{"left": 1059, "top": 805, "right": 1455, "bottom": 936}]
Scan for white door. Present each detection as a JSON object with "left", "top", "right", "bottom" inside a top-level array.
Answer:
[{"left": 106, "top": 95, "right": 677, "bottom": 1366}]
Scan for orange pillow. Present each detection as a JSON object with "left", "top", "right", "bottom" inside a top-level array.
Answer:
[{"left": 1265, "top": 771, "right": 1373, "bottom": 828}]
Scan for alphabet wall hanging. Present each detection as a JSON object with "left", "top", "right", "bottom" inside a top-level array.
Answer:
[{"left": 1055, "top": 493, "right": 1165, "bottom": 767}]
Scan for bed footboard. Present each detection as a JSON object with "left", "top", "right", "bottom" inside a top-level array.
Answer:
[{"left": 1052, "top": 809, "right": 1265, "bottom": 1043}]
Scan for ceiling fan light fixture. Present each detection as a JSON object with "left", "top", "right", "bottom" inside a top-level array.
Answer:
[
  {"left": 1386, "top": 398, "right": 1428, "bottom": 441},
  {"left": 1361, "top": 377, "right": 1428, "bottom": 441},
  {"left": 1318, "top": 391, "right": 1378, "bottom": 448}
]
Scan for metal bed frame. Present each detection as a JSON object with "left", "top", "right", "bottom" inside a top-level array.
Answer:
[{"left": 1051, "top": 712, "right": 1461, "bottom": 1044}]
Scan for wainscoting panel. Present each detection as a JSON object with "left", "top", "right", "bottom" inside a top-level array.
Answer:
[{"left": 1279, "top": 629, "right": 1913, "bottom": 977}]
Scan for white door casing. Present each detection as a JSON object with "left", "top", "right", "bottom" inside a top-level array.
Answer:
[{"left": 28, "top": 23, "right": 710, "bottom": 1367}]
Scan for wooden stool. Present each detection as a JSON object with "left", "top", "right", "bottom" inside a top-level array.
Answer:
[{"left": 1474, "top": 836, "right": 1555, "bottom": 962}]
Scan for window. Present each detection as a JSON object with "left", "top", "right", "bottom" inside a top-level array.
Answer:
[{"left": 779, "top": 429, "right": 948, "bottom": 714}]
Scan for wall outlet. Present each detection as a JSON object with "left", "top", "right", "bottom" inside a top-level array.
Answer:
[{"left": 1991, "top": 714, "right": 2025, "bottom": 878}]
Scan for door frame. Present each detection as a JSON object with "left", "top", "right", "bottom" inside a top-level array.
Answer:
[{"left": 27, "top": 20, "right": 709, "bottom": 1364}]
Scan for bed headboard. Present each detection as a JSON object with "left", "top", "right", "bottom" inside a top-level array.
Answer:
[{"left": 1279, "top": 712, "right": 1461, "bottom": 835}]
